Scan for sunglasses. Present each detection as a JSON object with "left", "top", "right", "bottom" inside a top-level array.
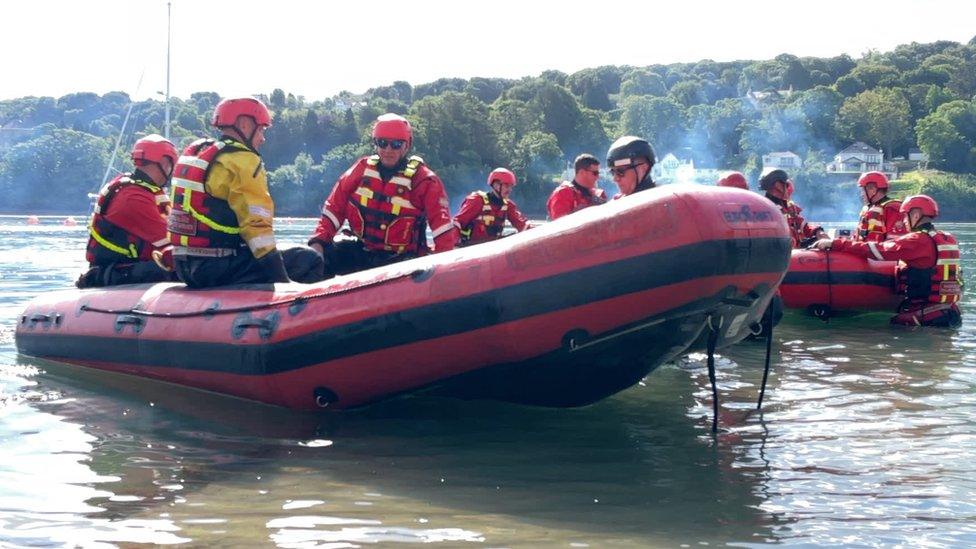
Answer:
[
  {"left": 609, "top": 163, "right": 644, "bottom": 177},
  {"left": 374, "top": 138, "right": 406, "bottom": 150},
  {"left": 585, "top": 169, "right": 601, "bottom": 176}
]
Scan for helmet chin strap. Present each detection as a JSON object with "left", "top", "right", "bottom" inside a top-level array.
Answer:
[{"left": 230, "top": 117, "right": 259, "bottom": 150}]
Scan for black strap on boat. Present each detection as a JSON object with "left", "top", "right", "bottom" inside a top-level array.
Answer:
[
  {"left": 824, "top": 248, "right": 833, "bottom": 323},
  {"left": 756, "top": 304, "right": 774, "bottom": 410},
  {"left": 77, "top": 268, "right": 428, "bottom": 318},
  {"left": 706, "top": 316, "right": 719, "bottom": 433}
]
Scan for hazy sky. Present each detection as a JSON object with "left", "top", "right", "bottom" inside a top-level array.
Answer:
[{"left": 3, "top": 0, "right": 974, "bottom": 102}]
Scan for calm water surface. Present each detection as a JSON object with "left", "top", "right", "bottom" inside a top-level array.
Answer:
[{"left": 0, "top": 216, "right": 973, "bottom": 547}]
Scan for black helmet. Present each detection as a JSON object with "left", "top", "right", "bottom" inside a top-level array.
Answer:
[
  {"left": 606, "top": 136, "right": 656, "bottom": 169},
  {"left": 759, "top": 169, "right": 789, "bottom": 191}
]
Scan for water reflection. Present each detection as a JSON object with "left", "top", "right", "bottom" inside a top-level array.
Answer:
[{"left": 8, "top": 357, "right": 776, "bottom": 546}]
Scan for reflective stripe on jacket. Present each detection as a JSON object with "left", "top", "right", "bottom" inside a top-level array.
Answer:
[{"left": 86, "top": 174, "right": 169, "bottom": 265}]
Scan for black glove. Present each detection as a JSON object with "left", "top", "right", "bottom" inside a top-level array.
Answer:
[
  {"left": 76, "top": 266, "right": 104, "bottom": 288},
  {"left": 257, "top": 250, "right": 291, "bottom": 283},
  {"left": 799, "top": 235, "right": 820, "bottom": 249}
]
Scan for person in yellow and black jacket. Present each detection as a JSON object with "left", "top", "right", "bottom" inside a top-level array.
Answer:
[
  {"left": 168, "top": 97, "right": 322, "bottom": 287},
  {"left": 77, "top": 134, "right": 179, "bottom": 288}
]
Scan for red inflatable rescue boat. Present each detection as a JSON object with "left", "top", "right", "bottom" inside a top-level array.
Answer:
[
  {"left": 780, "top": 248, "right": 901, "bottom": 317},
  {"left": 16, "top": 185, "right": 791, "bottom": 411}
]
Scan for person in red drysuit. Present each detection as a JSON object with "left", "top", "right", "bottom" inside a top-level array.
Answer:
[
  {"left": 547, "top": 153, "right": 607, "bottom": 220},
  {"left": 77, "top": 134, "right": 178, "bottom": 288},
  {"left": 308, "top": 113, "right": 457, "bottom": 278},
  {"left": 813, "top": 194, "right": 962, "bottom": 327},
  {"left": 852, "top": 171, "right": 906, "bottom": 242},
  {"left": 455, "top": 167, "right": 530, "bottom": 246}
]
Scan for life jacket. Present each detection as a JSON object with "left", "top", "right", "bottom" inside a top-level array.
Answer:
[
  {"left": 459, "top": 191, "right": 508, "bottom": 244},
  {"left": 167, "top": 138, "right": 249, "bottom": 251},
  {"left": 553, "top": 181, "right": 607, "bottom": 213},
  {"left": 778, "top": 200, "right": 806, "bottom": 248},
  {"left": 856, "top": 197, "right": 901, "bottom": 242},
  {"left": 346, "top": 155, "right": 427, "bottom": 254},
  {"left": 897, "top": 230, "right": 963, "bottom": 305},
  {"left": 86, "top": 174, "right": 169, "bottom": 265}
]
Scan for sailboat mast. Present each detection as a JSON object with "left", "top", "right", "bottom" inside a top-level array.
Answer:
[{"left": 164, "top": 1, "right": 172, "bottom": 140}]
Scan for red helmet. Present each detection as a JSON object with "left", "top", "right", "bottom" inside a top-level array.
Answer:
[
  {"left": 717, "top": 171, "right": 748, "bottom": 190},
  {"left": 857, "top": 171, "right": 889, "bottom": 190},
  {"left": 372, "top": 113, "right": 412, "bottom": 141},
  {"left": 487, "top": 167, "right": 517, "bottom": 187},
  {"left": 212, "top": 97, "right": 272, "bottom": 128},
  {"left": 131, "top": 134, "right": 177, "bottom": 165},
  {"left": 900, "top": 194, "right": 939, "bottom": 217}
]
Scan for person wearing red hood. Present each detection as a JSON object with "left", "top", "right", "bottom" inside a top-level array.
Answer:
[
  {"left": 309, "top": 113, "right": 457, "bottom": 277},
  {"left": 814, "top": 194, "right": 962, "bottom": 327},
  {"left": 77, "top": 134, "right": 179, "bottom": 288},
  {"left": 546, "top": 153, "right": 607, "bottom": 220},
  {"left": 455, "top": 167, "right": 530, "bottom": 246},
  {"left": 717, "top": 171, "right": 749, "bottom": 190},
  {"left": 759, "top": 169, "right": 824, "bottom": 248},
  {"left": 853, "top": 171, "right": 906, "bottom": 242}
]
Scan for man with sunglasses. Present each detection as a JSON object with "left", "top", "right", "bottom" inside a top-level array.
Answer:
[
  {"left": 455, "top": 167, "right": 530, "bottom": 246},
  {"left": 606, "top": 136, "right": 656, "bottom": 197},
  {"left": 309, "top": 113, "right": 457, "bottom": 277},
  {"left": 546, "top": 153, "right": 607, "bottom": 220}
]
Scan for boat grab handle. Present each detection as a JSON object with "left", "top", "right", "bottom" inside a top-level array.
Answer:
[
  {"left": 114, "top": 314, "right": 145, "bottom": 334},
  {"left": 231, "top": 311, "right": 280, "bottom": 340},
  {"left": 21, "top": 312, "right": 62, "bottom": 328}
]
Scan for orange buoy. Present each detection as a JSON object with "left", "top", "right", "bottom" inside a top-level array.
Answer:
[
  {"left": 62, "top": 216, "right": 78, "bottom": 226},
  {"left": 26, "top": 215, "right": 40, "bottom": 225}
]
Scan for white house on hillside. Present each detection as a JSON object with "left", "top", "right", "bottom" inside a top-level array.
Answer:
[
  {"left": 827, "top": 142, "right": 885, "bottom": 173},
  {"left": 762, "top": 151, "right": 802, "bottom": 170},
  {"left": 652, "top": 153, "right": 682, "bottom": 181}
]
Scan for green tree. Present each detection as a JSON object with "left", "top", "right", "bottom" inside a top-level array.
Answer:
[
  {"left": 0, "top": 128, "right": 109, "bottom": 211},
  {"left": 619, "top": 69, "right": 667, "bottom": 97},
  {"left": 835, "top": 88, "right": 912, "bottom": 157},
  {"left": 619, "top": 96, "right": 686, "bottom": 152}
]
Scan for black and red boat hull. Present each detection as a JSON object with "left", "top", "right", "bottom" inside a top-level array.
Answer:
[{"left": 17, "top": 185, "right": 791, "bottom": 410}]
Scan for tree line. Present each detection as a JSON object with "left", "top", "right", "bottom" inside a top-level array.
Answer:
[{"left": 1, "top": 37, "right": 975, "bottom": 219}]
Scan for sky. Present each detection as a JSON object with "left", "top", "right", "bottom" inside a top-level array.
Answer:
[{"left": 2, "top": 0, "right": 974, "bottom": 102}]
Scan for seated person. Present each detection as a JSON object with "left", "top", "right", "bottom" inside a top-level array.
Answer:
[
  {"left": 78, "top": 134, "right": 179, "bottom": 288},
  {"left": 455, "top": 168, "right": 530, "bottom": 246}
]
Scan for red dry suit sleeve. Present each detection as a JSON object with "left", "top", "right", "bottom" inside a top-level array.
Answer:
[
  {"left": 416, "top": 174, "right": 457, "bottom": 252},
  {"left": 103, "top": 186, "right": 170, "bottom": 252},
  {"left": 831, "top": 232, "right": 934, "bottom": 267},
  {"left": 506, "top": 199, "right": 529, "bottom": 231},
  {"left": 309, "top": 161, "right": 362, "bottom": 247},
  {"left": 453, "top": 193, "right": 483, "bottom": 230},
  {"left": 547, "top": 185, "right": 576, "bottom": 220}
]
